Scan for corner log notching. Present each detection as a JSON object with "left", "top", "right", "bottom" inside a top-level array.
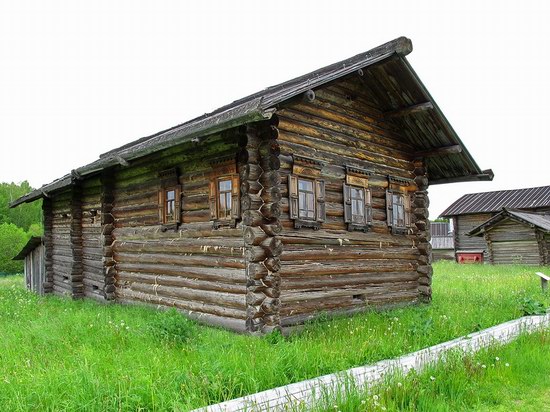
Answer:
[{"left": 241, "top": 117, "right": 283, "bottom": 333}]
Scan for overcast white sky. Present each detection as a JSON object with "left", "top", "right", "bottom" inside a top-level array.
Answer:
[{"left": 1, "top": 0, "right": 549, "bottom": 217}]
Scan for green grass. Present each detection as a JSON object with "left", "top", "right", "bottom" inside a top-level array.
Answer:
[
  {"left": 311, "top": 330, "right": 550, "bottom": 412},
  {"left": 0, "top": 262, "right": 549, "bottom": 411}
]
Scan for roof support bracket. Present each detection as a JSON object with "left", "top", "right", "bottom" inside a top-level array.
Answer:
[
  {"left": 415, "top": 145, "right": 462, "bottom": 159},
  {"left": 384, "top": 101, "right": 433, "bottom": 119}
]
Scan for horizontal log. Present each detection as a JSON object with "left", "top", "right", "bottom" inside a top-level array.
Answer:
[
  {"left": 117, "top": 272, "right": 244, "bottom": 294},
  {"left": 114, "top": 240, "right": 245, "bottom": 256},
  {"left": 127, "top": 282, "right": 246, "bottom": 309},
  {"left": 281, "top": 271, "right": 419, "bottom": 290},
  {"left": 244, "top": 226, "right": 268, "bottom": 246},
  {"left": 115, "top": 259, "right": 246, "bottom": 281},
  {"left": 117, "top": 288, "right": 247, "bottom": 321},
  {"left": 281, "top": 248, "right": 419, "bottom": 261}
]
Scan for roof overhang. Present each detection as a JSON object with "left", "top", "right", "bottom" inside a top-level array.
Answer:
[{"left": 12, "top": 36, "right": 491, "bottom": 207}]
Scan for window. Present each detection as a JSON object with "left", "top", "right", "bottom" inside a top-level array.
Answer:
[
  {"left": 289, "top": 175, "right": 325, "bottom": 229},
  {"left": 164, "top": 189, "right": 176, "bottom": 222},
  {"left": 298, "top": 178, "right": 315, "bottom": 219},
  {"left": 343, "top": 184, "right": 372, "bottom": 231},
  {"left": 158, "top": 168, "right": 181, "bottom": 229},
  {"left": 386, "top": 176, "right": 413, "bottom": 234},
  {"left": 209, "top": 174, "right": 240, "bottom": 228},
  {"left": 343, "top": 165, "right": 372, "bottom": 232},
  {"left": 218, "top": 178, "right": 233, "bottom": 219}
]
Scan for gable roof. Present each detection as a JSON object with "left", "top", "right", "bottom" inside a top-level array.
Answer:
[
  {"left": 11, "top": 36, "right": 492, "bottom": 208},
  {"left": 468, "top": 209, "right": 550, "bottom": 237},
  {"left": 441, "top": 185, "right": 550, "bottom": 217}
]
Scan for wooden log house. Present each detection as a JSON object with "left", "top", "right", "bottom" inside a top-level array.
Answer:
[
  {"left": 11, "top": 37, "right": 493, "bottom": 333},
  {"left": 467, "top": 209, "right": 550, "bottom": 265},
  {"left": 440, "top": 185, "right": 550, "bottom": 262}
]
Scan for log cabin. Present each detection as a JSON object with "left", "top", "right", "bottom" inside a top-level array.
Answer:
[
  {"left": 467, "top": 209, "right": 550, "bottom": 265},
  {"left": 440, "top": 185, "right": 550, "bottom": 262},
  {"left": 11, "top": 37, "right": 493, "bottom": 333}
]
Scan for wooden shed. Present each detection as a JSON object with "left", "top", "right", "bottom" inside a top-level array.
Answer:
[
  {"left": 441, "top": 185, "right": 550, "bottom": 261},
  {"left": 11, "top": 37, "right": 492, "bottom": 333},
  {"left": 13, "top": 236, "right": 45, "bottom": 295},
  {"left": 468, "top": 209, "right": 550, "bottom": 265}
]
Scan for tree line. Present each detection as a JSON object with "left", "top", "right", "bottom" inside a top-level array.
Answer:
[{"left": 0, "top": 182, "right": 42, "bottom": 274}]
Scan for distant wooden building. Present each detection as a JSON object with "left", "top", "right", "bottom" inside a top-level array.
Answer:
[
  {"left": 441, "top": 186, "right": 550, "bottom": 262},
  {"left": 468, "top": 209, "right": 550, "bottom": 265},
  {"left": 11, "top": 37, "right": 492, "bottom": 333},
  {"left": 13, "top": 237, "right": 45, "bottom": 295},
  {"left": 430, "top": 221, "right": 454, "bottom": 260}
]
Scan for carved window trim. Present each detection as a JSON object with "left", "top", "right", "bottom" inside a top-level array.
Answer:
[
  {"left": 289, "top": 155, "right": 325, "bottom": 230},
  {"left": 158, "top": 168, "right": 181, "bottom": 231},
  {"left": 386, "top": 175, "right": 413, "bottom": 235},
  {"left": 344, "top": 166, "right": 373, "bottom": 232},
  {"left": 209, "top": 157, "right": 240, "bottom": 228}
]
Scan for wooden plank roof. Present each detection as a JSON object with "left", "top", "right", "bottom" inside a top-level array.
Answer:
[
  {"left": 12, "top": 236, "right": 42, "bottom": 260},
  {"left": 441, "top": 185, "right": 550, "bottom": 217},
  {"left": 12, "top": 36, "right": 492, "bottom": 208},
  {"left": 468, "top": 209, "right": 550, "bottom": 236}
]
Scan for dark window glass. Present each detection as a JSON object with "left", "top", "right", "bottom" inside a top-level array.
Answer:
[
  {"left": 218, "top": 179, "right": 232, "bottom": 219},
  {"left": 164, "top": 189, "right": 176, "bottom": 222}
]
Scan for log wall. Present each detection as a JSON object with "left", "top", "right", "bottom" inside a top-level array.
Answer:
[
  {"left": 50, "top": 190, "right": 73, "bottom": 296},
  {"left": 111, "top": 134, "right": 249, "bottom": 332},
  {"left": 275, "top": 80, "right": 424, "bottom": 326},
  {"left": 80, "top": 177, "right": 104, "bottom": 300},
  {"left": 485, "top": 219, "right": 544, "bottom": 265},
  {"left": 454, "top": 213, "right": 493, "bottom": 258}
]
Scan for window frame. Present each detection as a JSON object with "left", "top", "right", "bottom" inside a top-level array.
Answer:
[
  {"left": 386, "top": 176, "right": 413, "bottom": 235},
  {"left": 209, "top": 173, "right": 240, "bottom": 228},
  {"left": 343, "top": 183, "right": 372, "bottom": 232},
  {"left": 158, "top": 168, "right": 181, "bottom": 230},
  {"left": 288, "top": 174, "right": 325, "bottom": 230}
]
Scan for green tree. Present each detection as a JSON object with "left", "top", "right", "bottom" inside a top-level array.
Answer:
[
  {"left": 0, "top": 181, "right": 42, "bottom": 232},
  {"left": 0, "top": 223, "right": 29, "bottom": 274}
]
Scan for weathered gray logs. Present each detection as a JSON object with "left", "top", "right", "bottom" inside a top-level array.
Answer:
[
  {"left": 42, "top": 199, "right": 54, "bottom": 294},
  {"left": 70, "top": 183, "right": 84, "bottom": 298},
  {"left": 242, "top": 119, "right": 282, "bottom": 333},
  {"left": 413, "top": 159, "right": 431, "bottom": 302},
  {"left": 101, "top": 170, "right": 116, "bottom": 300}
]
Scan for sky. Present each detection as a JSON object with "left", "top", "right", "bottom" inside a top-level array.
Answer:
[{"left": 1, "top": 0, "right": 549, "bottom": 217}]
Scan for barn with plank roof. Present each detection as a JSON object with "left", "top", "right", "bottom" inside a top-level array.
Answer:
[{"left": 12, "top": 37, "right": 492, "bottom": 333}]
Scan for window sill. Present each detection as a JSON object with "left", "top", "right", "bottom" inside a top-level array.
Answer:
[
  {"left": 347, "top": 223, "right": 371, "bottom": 233},
  {"left": 213, "top": 219, "right": 238, "bottom": 229},
  {"left": 294, "top": 219, "right": 321, "bottom": 230}
]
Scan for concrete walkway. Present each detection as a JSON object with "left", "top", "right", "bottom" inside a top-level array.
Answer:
[{"left": 193, "top": 313, "right": 550, "bottom": 412}]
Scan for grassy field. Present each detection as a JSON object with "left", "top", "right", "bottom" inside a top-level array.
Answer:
[{"left": 0, "top": 262, "right": 549, "bottom": 411}]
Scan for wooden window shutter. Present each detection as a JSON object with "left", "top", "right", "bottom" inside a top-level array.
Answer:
[
  {"left": 315, "top": 179, "right": 326, "bottom": 222},
  {"left": 288, "top": 174, "right": 299, "bottom": 220},
  {"left": 230, "top": 174, "right": 240, "bottom": 219},
  {"left": 386, "top": 190, "right": 393, "bottom": 227},
  {"left": 209, "top": 178, "right": 217, "bottom": 220},
  {"left": 365, "top": 188, "right": 372, "bottom": 224},
  {"left": 405, "top": 193, "right": 413, "bottom": 228},
  {"left": 158, "top": 189, "right": 164, "bottom": 223},
  {"left": 174, "top": 185, "right": 182, "bottom": 224},
  {"left": 343, "top": 183, "right": 352, "bottom": 223}
]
